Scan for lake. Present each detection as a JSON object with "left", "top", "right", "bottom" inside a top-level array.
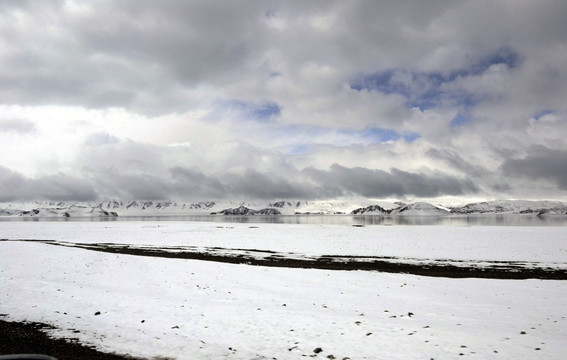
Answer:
[{"left": 2, "top": 214, "right": 567, "bottom": 226}]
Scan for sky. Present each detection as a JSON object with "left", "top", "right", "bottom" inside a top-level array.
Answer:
[{"left": 1, "top": 0, "right": 567, "bottom": 203}]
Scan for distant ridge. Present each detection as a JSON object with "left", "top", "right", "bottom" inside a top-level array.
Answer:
[{"left": 1, "top": 199, "right": 566, "bottom": 218}]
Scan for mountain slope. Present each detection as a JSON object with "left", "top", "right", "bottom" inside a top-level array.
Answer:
[{"left": 450, "top": 200, "right": 567, "bottom": 215}]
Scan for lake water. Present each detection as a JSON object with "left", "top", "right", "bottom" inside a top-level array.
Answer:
[{"left": 2, "top": 214, "right": 567, "bottom": 226}]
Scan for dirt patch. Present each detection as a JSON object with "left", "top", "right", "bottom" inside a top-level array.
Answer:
[{"left": 0, "top": 319, "right": 141, "bottom": 360}]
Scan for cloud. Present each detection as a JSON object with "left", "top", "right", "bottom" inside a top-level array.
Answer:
[
  {"left": 303, "top": 163, "right": 478, "bottom": 198},
  {"left": 62, "top": 139, "right": 480, "bottom": 201},
  {"left": 84, "top": 132, "right": 120, "bottom": 146},
  {"left": 169, "top": 167, "right": 227, "bottom": 200},
  {"left": 500, "top": 145, "right": 567, "bottom": 190},
  {"left": 426, "top": 148, "right": 488, "bottom": 177},
  {"left": 1, "top": 1, "right": 567, "bottom": 201},
  {"left": 0, "top": 166, "right": 97, "bottom": 202},
  {"left": 0, "top": 118, "right": 36, "bottom": 134},
  {"left": 225, "top": 168, "right": 313, "bottom": 200}
]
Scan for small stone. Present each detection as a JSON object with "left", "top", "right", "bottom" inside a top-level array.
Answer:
[
  {"left": 94, "top": 311, "right": 101, "bottom": 316},
  {"left": 314, "top": 347, "right": 323, "bottom": 354}
]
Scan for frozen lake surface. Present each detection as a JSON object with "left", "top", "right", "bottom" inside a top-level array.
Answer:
[
  {"left": 3, "top": 214, "right": 567, "bottom": 226},
  {"left": 1, "top": 220, "right": 567, "bottom": 359}
]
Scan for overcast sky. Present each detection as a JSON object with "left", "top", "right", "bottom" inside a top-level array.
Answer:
[{"left": 1, "top": 0, "right": 567, "bottom": 203}]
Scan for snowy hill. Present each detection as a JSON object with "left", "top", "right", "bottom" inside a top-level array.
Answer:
[
  {"left": 391, "top": 202, "right": 449, "bottom": 216},
  {"left": 0, "top": 200, "right": 373, "bottom": 218},
  {"left": 351, "top": 204, "right": 391, "bottom": 215},
  {"left": 0, "top": 201, "right": 118, "bottom": 218},
  {"left": 0, "top": 199, "right": 566, "bottom": 218},
  {"left": 350, "top": 202, "right": 449, "bottom": 216},
  {"left": 211, "top": 205, "right": 282, "bottom": 216},
  {"left": 449, "top": 200, "right": 567, "bottom": 215}
]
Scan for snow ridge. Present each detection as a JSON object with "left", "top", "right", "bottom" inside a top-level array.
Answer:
[{"left": 0, "top": 199, "right": 566, "bottom": 218}]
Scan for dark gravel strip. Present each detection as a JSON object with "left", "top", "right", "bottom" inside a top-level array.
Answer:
[
  {"left": 0, "top": 320, "right": 142, "bottom": 360},
  {"left": 5, "top": 238, "right": 565, "bottom": 280}
]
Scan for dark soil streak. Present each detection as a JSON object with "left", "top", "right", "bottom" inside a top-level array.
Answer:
[
  {"left": 0, "top": 319, "right": 140, "bottom": 360},
  {"left": 2, "top": 239, "right": 566, "bottom": 280}
]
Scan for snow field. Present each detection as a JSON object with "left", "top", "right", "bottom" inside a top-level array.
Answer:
[
  {"left": 1, "top": 221, "right": 567, "bottom": 359},
  {"left": 2, "top": 221, "right": 567, "bottom": 262}
]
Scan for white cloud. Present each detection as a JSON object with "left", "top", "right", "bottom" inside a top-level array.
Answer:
[{"left": 1, "top": 1, "right": 567, "bottom": 201}]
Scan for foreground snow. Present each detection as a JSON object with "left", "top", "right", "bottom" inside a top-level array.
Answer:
[{"left": 1, "top": 222, "right": 567, "bottom": 359}]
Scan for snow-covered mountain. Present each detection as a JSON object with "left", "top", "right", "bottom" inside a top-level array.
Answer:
[
  {"left": 211, "top": 205, "right": 282, "bottom": 216},
  {"left": 0, "top": 199, "right": 566, "bottom": 218},
  {"left": 391, "top": 202, "right": 450, "bottom": 215},
  {"left": 0, "top": 201, "right": 119, "bottom": 218},
  {"left": 0, "top": 200, "right": 370, "bottom": 218},
  {"left": 449, "top": 200, "right": 567, "bottom": 215},
  {"left": 350, "top": 202, "right": 449, "bottom": 216}
]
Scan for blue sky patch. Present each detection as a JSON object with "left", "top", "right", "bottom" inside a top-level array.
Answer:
[
  {"left": 350, "top": 69, "right": 474, "bottom": 111},
  {"left": 350, "top": 47, "right": 520, "bottom": 111},
  {"left": 221, "top": 100, "right": 281, "bottom": 122},
  {"left": 450, "top": 114, "right": 470, "bottom": 128},
  {"left": 469, "top": 47, "right": 521, "bottom": 75},
  {"left": 287, "top": 144, "right": 311, "bottom": 155},
  {"left": 533, "top": 109, "right": 554, "bottom": 121},
  {"left": 276, "top": 125, "right": 420, "bottom": 155},
  {"left": 252, "top": 102, "right": 281, "bottom": 119},
  {"left": 350, "top": 127, "right": 420, "bottom": 143}
]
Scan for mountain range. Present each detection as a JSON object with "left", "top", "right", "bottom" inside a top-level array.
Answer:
[{"left": 1, "top": 199, "right": 567, "bottom": 218}]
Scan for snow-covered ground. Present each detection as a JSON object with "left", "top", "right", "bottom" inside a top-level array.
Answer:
[
  {"left": 2, "top": 221, "right": 567, "bottom": 263},
  {"left": 1, "top": 221, "right": 567, "bottom": 359}
]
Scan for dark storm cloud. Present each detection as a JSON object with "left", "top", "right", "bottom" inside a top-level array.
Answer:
[
  {"left": 72, "top": 139, "right": 481, "bottom": 200},
  {"left": 0, "top": 0, "right": 269, "bottom": 113},
  {"left": 0, "top": 118, "right": 36, "bottom": 134},
  {"left": 169, "top": 167, "right": 227, "bottom": 199},
  {"left": 95, "top": 172, "right": 170, "bottom": 200},
  {"left": 0, "top": 166, "right": 97, "bottom": 202},
  {"left": 88, "top": 166, "right": 313, "bottom": 201},
  {"left": 303, "top": 165, "right": 402, "bottom": 198},
  {"left": 226, "top": 168, "right": 313, "bottom": 200},
  {"left": 501, "top": 145, "right": 567, "bottom": 190},
  {"left": 303, "top": 164, "right": 478, "bottom": 198}
]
